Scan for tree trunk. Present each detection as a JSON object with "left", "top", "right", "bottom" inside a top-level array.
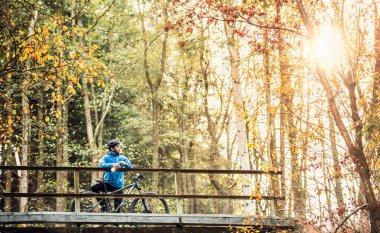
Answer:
[
  {"left": 284, "top": 62, "right": 298, "bottom": 217},
  {"left": 199, "top": 17, "right": 231, "bottom": 213},
  {"left": 289, "top": 101, "right": 299, "bottom": 217},
  {"left": 151, "top": 91, "right": 160, "bottom": 194},
  {"left": 263, "top": 28, "right": 279, "bottom": 216},
  {"left": 56, "top": 81, "right": 64, "bottom": 211},
  {"left": 56, "top": 86, "right": 69, "bottom": 212},
  {"left": 4, "top": 5, "right": 13, "bottom": 212},
  {"left": 55, "top": 0, "right": 68, "bottom": 212},
  {"left": 20, "top": 1, "right": 41, "bottom": 212},
  {"left": 178, "top": 63, "right": 190, "bottom": 213},
  {"left": 20, "top": 72, "right": 30, "bottom": 213},
  {"left": 36, "top": 91, "right": 44, "bottom": 210},
  {"left": 82, "top": 76, "right": 98, "bottom": 183},
  {"left": 279, "top": 99, "right": 286, "bottom": 216},
  {"left": 320, "top": 115, "right": 332, "bottom": 224},
  {"left": 299, "top": 85, "right": 310, "bottom": 219},
  {"left": 372, "top": 0, "right": 380, "bottom": 106},
  {"left": 223, "top": 17, "right": 252, "bottom": 213},
  {"left": 296, "top": 0, "right": 380, "bottom": 231},
  {"left": 328, "top": 111, "right": 344, "bottom": 213},
  {"left": 276, "top": 2, "right": 289, "bottom": 216},
  {"left": 4, "top": 145, "right": 12, "bottom": 212},
  {"left": 74, "top": 1, "right": 110, "bottom": 179},
  {"left": 138, "top": 0, "right": 168, "bottom": 194}
]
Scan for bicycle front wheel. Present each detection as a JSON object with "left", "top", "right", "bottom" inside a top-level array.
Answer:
[
  {"left": 69, "top": 191, "right": 111, "bottom": 213},
  {"left": 130, "top": 192, "right": 169, "bottom": 214}
]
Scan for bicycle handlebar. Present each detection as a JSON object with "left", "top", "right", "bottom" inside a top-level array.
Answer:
[{"left": 134, "top": 173, "right": 144, "bottom": 181}]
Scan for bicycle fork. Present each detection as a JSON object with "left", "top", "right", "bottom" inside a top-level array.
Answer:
[{"left": 138, "top": 188, "right": 152, "bottom": 213}]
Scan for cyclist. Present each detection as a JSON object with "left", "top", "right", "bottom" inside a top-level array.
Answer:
[{"left": 91, "top": 139, "right": 133, "bottom": 212}]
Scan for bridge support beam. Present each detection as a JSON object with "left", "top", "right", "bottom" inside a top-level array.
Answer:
[
  {"left": 0, "top": 227, "right": 296, "bottom": 233},
  {"left": 1, "top": 227, "right": 293, "bottom": 233}
]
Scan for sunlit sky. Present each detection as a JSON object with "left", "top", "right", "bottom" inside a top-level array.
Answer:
[{"left": 311, "top": 26, "right": 345, "bottom": 69}]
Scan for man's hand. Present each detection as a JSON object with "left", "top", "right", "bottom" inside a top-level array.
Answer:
[
  {"left": 112, "top": 163, "right": 120, "bottom": 170},
  {"left": 119, "top": 161, "right": 127, "bottom": 166}
]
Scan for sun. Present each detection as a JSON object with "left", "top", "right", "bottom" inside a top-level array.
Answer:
[{"left": 310, "top": 26, "right": 344, "bottom": 69}]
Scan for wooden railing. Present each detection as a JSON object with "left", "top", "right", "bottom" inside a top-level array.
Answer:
[{"left": 0, "top": 166, "right": 284, "bottom": 213}]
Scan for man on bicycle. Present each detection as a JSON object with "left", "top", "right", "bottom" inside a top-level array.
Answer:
[{"left": 91, "top": 139, "right": 133, "bottom": 212}]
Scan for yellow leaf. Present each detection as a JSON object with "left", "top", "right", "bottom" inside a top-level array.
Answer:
[
  {"left": 70, "top": 52, "right": 77, "bottom": 59},
  {"left": 54, "top": 61, "right": 59, "bottom": 67},
  {"left": 62, "top": 26, "right": 68, "bottom": 32},
  {"left": 7, "top": 117, "right": 13, "bottom": 125},
  {"left": 7, "top": 73, "right": 12, "bottom": 78},
  {"left": 69, "top": 87, "right": 76, "bottom": 94},
  {"left": 45, "top": 117, "right": 50, "bottom": 122},
  {"left": 376, "top": 159, "right": 380, "bottom": 169},
  {"left": 19, "top": 55, "right": 27, "bottom": 62},
  {"left": 47, "top": 55, "right": 54, "bottom": 60},
  {"left": 55, "top": 35, "right": 62, "bottom": 43}
]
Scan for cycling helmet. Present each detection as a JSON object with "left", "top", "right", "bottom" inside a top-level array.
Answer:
[{"left": 106, "top": 139, "right": 120, "bottom": 149}]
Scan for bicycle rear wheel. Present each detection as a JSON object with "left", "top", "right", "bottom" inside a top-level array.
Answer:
[
  {"left": 130, "top": 193, "right": 169, "bottom": 214},
  {"left": 69, "top": 191, "right": 111, "bottom": 213}
]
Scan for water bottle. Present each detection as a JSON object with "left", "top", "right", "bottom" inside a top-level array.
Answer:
[{"left": 111, "top": 167, "right": 116, "bottom": 172}]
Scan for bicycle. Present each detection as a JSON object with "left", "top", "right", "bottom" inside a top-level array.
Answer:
[{"left": 69, "top": 173, "right": 169, "bottom": 214}]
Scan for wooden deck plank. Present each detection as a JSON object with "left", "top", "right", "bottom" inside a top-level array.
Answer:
[{"left": 0, "top": 212, "right": 295, "bottom": 227}]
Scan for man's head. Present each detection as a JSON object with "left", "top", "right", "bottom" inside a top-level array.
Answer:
[{"left": 106, "top": 139, "right": 121, "bottom": 153}]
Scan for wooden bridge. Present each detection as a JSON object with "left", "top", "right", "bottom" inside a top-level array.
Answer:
[{"left": 0, "top": 166, "right": 296, "bottom": 232}]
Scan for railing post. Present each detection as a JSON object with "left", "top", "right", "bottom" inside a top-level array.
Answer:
[
  {"left": 74, "top": 170, "right": 80, "bottom": 212},
  {"left": 175, "top": 172, "right": 183, "bottom": 214}
]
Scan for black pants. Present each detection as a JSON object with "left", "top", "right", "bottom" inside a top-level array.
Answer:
[{"left": 91, "top": 182, "right": 123, "bottom": 212}]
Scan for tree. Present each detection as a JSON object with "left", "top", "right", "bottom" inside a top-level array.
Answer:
[
  {"left": 222, "top": 2, "right": 252, "bottom": 214},
  {"left": 138, "top": 0, "right": 169, "bottom": 194},
  {"left": 19, "top": 0, "right": 42, "bottom": 213},
  {"left": 295, "top": 0, "right": 380, "bottom": 231}
]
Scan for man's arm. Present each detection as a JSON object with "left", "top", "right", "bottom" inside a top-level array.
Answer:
[
  {"left": 99, "top": 156, "right": 114, "bottom": 168},
  {"left": 119, "top": 156, "right": 133, "bottom": 169}
]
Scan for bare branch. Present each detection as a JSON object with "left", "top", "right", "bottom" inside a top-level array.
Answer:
[
  {"left": 334, "top": 204, "right": 368, "bottom": 233},
  {"left": 85, "top": 0, "right": 117, "bottom": 36},
  {"left": 201, "top": 9, "right": 305, "bottom": 37}
]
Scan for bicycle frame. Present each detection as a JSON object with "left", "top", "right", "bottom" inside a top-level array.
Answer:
[
  {"left": 69, "top": 174, "right": 168, "bottom": 214},
  {"left": 106, "top": 177, "right": 145, "bottom": 213}
]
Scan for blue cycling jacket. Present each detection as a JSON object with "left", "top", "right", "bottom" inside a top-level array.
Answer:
[{"left": 99, "top": 151, "right": 133, "bottom": 188}]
